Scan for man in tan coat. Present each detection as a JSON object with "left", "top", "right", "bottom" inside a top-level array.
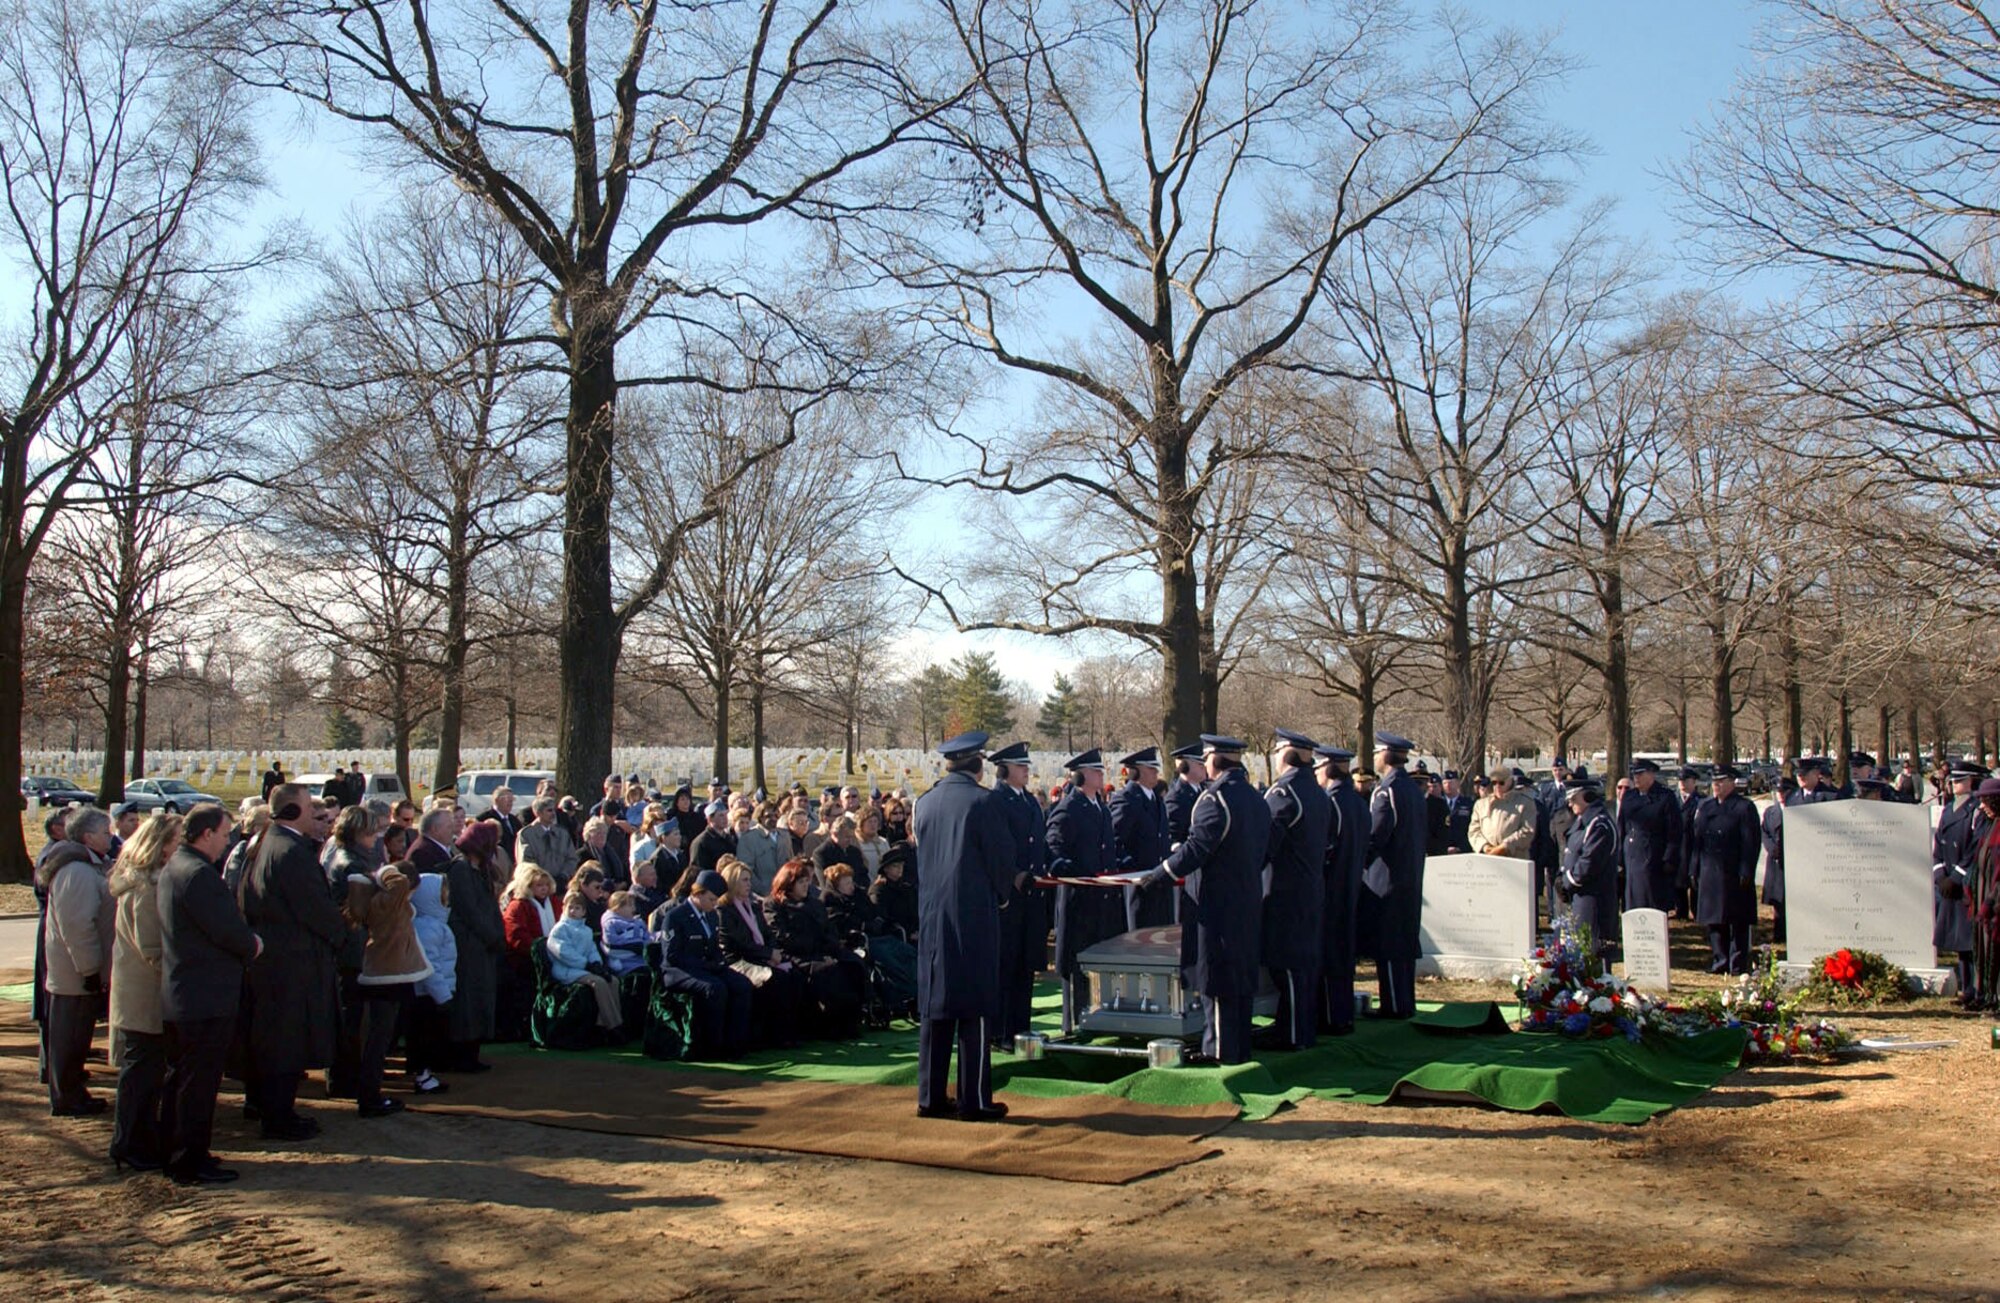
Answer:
[{"left": 1469, "top": 770, "right": 1538, "bottom": 859}]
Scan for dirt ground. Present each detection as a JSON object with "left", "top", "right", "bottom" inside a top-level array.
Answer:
[{"left": 0, "top": 940, "right": 1994, "bottom": 1303}]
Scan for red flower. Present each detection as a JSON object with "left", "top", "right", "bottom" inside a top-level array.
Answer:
[{"left": 1823, "top": 949, "right": 1860, "bottom": 986}]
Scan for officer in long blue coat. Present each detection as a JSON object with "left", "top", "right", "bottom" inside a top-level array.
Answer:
[
  {"left": 1557, "top": 778, "right": 1618, "bottom": 953},
  {"left": 912, "top": 731, "right": 1013, "bottom": 1122},
  {"left": 1618, "top": 759, "right": 1681, "bottom": 913},
  {"left": 1442, "top": 772, "right": 1474, "bottom": 853},
  {"left": 1363, "top": 731, "right": 1427, "bottom": 1019},
  {"left": 1691, "top": 766, "right": 1761, "bottom": 974},
  {"left": 1046, "top": 748, "right": 1119, "bottom": 1024},
  {"left": 1315, "top": 745, "right": 1368, "bottom": 1035},
  {"left": 1164, "top": 743, "right": 1207, "bottom": 846},
  {"left": 988, "top": 741, "right": 1047, "bottom": 1048},
  {"left": 1110, "top": 747, "right": 1173, "bottom": 928},
  {"left": 1674, "top": 768, "right": 1705, "bottom": 920},
  {"left": 1932, "top": 762, "right": 1983, "bottom": 1001},
  {"left": 1140, "top": 735, "right": 1271, "bottom": 1064},
  {"left": 1259, "top": 728, "right": 1331, "bottom": 1049}
]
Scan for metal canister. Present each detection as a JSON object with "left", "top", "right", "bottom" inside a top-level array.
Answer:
[
  {"left": 1146, "top": 1038, "right": 1184, "bottom": 1069},
  {"left": 1013, "top": 1033, "right": 1046, "bottom": 1061}
]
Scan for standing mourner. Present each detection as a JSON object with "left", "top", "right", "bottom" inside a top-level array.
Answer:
[
  {"left": 39, "top": 805, "right": 116, "bottom": 1116},
  {"left": 1932, "top": 763, "right": 1985, "bottom": 1006},
  {"left": 158, "top": 804, "right": 259, "bottom": 1184},
  {"left": 1362, "top": 732, "right": 1427, "bottom": 1019},
  {"left": 1259, "top": 730, "right": 1331, "bottom": 1051},
  {"left": 912, "top": 733, "right": 1012, "bottom": 1121},
  {"left": 1140, "top": 735, "right": 1271, "bottom": 1064},
  {"left": 1617, "top": 759, "right": 1680, "bottom": 915},
  {"left": 1691, "top": 767, "right": 1761, "bottom": 974},
  {"left": 1674, "top": 767, "right": 1705, "bottom": 921},
  {"left": 262, "top": 762, "right": 285, "bottom": 803},
  {"left": 1164, "top": 743, "right": 1207, "bottom": 847},
  {"left": 1046, "top": 749, "right": 1119, "bottom": 1023},
  {"left": 1110, "top": 747, "right": 1172, "bottom": 928},
  {"left": 1556, "top": 778, "right": 1618, "bottom": 953},
  {"left": 1469, "top": 769, "right": 1537, "bottom": 860},
  {"left": 988, "top": 741, "right": 1047, "bottom": 1050},
  {"left": 1441, "top": 772, "right": 1474, "bottom": 854},
  {"left": 1315, "top": 745, "right": 1368, "bottom": 1036},
  {"left": 240, "top": 784, "right": 349, "bottom": 1141},
  {"left": 1970, "top": 778, "right": 2000, "bottom": 1011},
  {"left": 108, "top": 812, "right": 183, "bottom": 1172}
]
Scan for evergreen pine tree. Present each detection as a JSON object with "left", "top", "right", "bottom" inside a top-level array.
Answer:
[
  {"left": 949, "top": 651, "right": 1014, "bottom": 735},
  {"left": 1036, "top": 673, "right": 1081, "bottom": 752}
]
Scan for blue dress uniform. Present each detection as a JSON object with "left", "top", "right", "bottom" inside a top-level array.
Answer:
[
  {"left": 1618, "top": 761, "right": 1681, "bottom": 913},
  {"left": 912, "top": 733, "right": 1014, "bottom": 1121},
  {"left": 1675, "top": 773, "right": 1704, "bottom": 919},
  {"left": 1691, "top": 770, "right": 1761, "bottom": 974},
  {"left": 1046, "top": 750, "right": 1120, "bottom": 1023},
  {"left": 1110, "top": 748, "right": 1173, "bottom": 929},
  {"left": 988, "top": 742, "right": 1048, "bottom": 1045},
  {"left": 1145, "top": 736, "right": 1271, "bottom": 1064},
  {"left": 1317, "top": 748, "right": 1369, "bottom": 1034},
  {"left": 1557, "top": 783, "right": 1618, "bottom": 951},
  {"left": 1164, "top": 742, "right": 1205, "bottom": 846},
  {"left": 1363, "top": 732, "right": 1427, "bottom": 1018},
  {"left": 1443, "top": 778, "right": 1474, "bottom": 853},
  {"left": 1260, "top": 731, "right": 1331, "bottom": 1049},
  {"left": 1931, "top": 766, "right": 1983, "bottom": 998}
]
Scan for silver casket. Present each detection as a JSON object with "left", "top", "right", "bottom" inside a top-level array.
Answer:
[{"left": 1064, "top": 926, "right": 1278, "bottom": 1048}]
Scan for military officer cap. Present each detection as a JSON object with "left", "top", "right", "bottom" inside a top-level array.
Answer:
[
  {"left": 987, "top": 740, "right": 1030, "bottom": 766},
  {"left": 1795, "top": 756, "right": 1831, "bottom": 775},
  {"left": 1063, "top": 748, "right": 1105, "bottom": 771},
  {"left": 1119, "top": 746, "right": 1161, "bottom": 769},
  {"left": 694, "top": 869, "right": 728, "bottom": 896},
  {"left": 1856, "top": 777, "right": 1895, "bottom": 794},
  {"left": 1628, "top": 758, "right": 1660, "bottom": 774},
  {"left": 1563, "top": 776, "right": 1601, "bottom": 798},
  {"left": 937, "top": 731, "right": 990, "bottom": 760},
  {"left": 1849, "top": 751, "right": 1877, "bottom": 769},
  {"left": 1375, "top": 730, "right": 1415, "bottom": 754},
  {"left": 703, "top": 800, "right": 728, "bottom": 818},
  {"left": 1199, "top": 734, "right": 1248, "bottom": 757},
  {"left": 1949, "top": 761, "right": 1986, "bottom": 779},
  {"left": 1273, "top": 727, "right": 1318, "bottom": 750},
  {"left": 1313, "top": 743, "right": 1354, "bottom": 762},
  {"left": 1677, "top": 766, "right": 1701, "bottom": 780},
  {"left": 1442, "top": 769, "right": 1459, "bottom": 780},
  {"left": 1169, "top": 742, "right": 1205, "bottom": 761},
  {"left": 1551, "top": 756, "right": 1571, "bottom": 769},
  {"left": 1412, "top": 759, "right": 1430, "bottom": 774},
  {"left": 1713, "top": 764, "right": 1741, "bottom": 781},
  {"left": 1511, "top": 767, "right": 1529, "bottom": 785}
]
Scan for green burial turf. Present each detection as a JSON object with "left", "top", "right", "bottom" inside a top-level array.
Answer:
[
  {"left": 0, "top": 984, "right": 30, "bottom": 1004},
  {"left": 491, "top": 984, "right": 1748, "bottom": 1125}
]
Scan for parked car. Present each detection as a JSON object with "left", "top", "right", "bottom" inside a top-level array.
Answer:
[
  {"left": 294, "top": 771, "right": 409, "bottom": 814},
  {"left": 123, "top": 778, "right": 223, "bottom": 814},
  {"left": 21, "top": 776, "right": 97, "bottom": 808},
  {"left": 456, "top": 769, "right": 555, "bottom": 818}
]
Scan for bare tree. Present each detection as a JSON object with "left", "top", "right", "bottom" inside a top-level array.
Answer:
[
  {"left": 199, "top": 0, "right": 953, "bottom": 797},
  {"left": 875, "top": 0, "right": 1566, "bottom": 742},
  {"left": 0, "top": 0, "right": 257, "bottom": 880}
]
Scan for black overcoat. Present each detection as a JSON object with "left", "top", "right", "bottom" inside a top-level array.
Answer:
[
  {"left": 239, "top": 826, "right": 347, "bottom": 1075},
  {"left": 1320, "top": 778, "right": 1368, "bottom": 983},
  {"left": 1618, "top": 783, "right": 1681, "bottom": 911},
  {"left": 1362, "top": 767, "right": 1426, "bottom": 962},
  {"left": 444, "top": 854, "right": 504, "bottom": 1041},
  {"left": 1559, "top": 801, "right": 1619, "bottom": 946},
  {"left": 1047, "top": 786, "right": 1121, "bottom": 977},
  {"left": 1692, "top": 794, "right": 1761, "bottom": 928},
  {"left": 913, "top": 770, "right": 1012, "bottom": 1020}
]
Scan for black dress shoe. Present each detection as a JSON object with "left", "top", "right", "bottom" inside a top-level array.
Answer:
[
  {"left": 957, "top": 1102, "right": 1010, "bottom": 1123},
  {"left": 110, "top": 1151, "right": 164, "bottom": 1173},
  {"left": 261, "top": 1116, "right": 320, "bottom": 1141},
  {"left": 358, "top": 1097, "right": 405, "bottom": 1118},
  {"left": 51, "top": 1097, "right": 108, "bottom": 1117},
  {"left": 916, "top": 1100, "right": 957, "bottom": 1119},
  {"left": 170, "top": 1162, "right": 240, "bottom": 1186}
]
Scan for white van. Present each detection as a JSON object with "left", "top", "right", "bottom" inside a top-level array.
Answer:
[{"left": 457, "top": 769, "right": 555, "bottom": 818}]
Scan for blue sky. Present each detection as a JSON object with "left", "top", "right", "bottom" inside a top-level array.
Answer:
[{"left": 215, "top": 4, "right": 1779, "bottom": 699}]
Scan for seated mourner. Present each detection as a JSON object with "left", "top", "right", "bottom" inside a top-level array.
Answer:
[{"left": 655, "top": 870, "right": 753, "bottom": 1057}]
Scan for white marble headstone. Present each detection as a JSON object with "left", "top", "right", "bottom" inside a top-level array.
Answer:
[
  {"left": 1782, "top": 801, "right": 1940, "bottom": 978},
  {"left": 1620, "top": 908, "right": 1672, "bottom": 992},
  {"left": 1416, "top": 853, "right": 1537, "bottom": 980}
]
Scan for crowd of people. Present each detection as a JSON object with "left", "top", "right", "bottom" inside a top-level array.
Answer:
[
  {"left": 29, "top": 738, "right": 1998, "bottom": 1180},
  {"left": 29, "top": 773, "right": 931, "bottom": 1184}
]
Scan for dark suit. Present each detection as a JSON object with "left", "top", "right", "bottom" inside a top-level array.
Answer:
[
  {"left": 158, "top": 845, "right": 257, "bottom": 1176},
  {"left": 913, "top": 770, "right": 1012, "bottom": 1113},
  {"left": 657, "top": 899, "right": 752, "bottom": 1055},
  {"left": 240, "top": 825, "right": 348, "bottom": 1123},
  {"left": 1046, "top": 785, "right": 1119, "bottom": 1020},
  {"left": 409, "top": 836, "right": 452, "bottom": 873}
]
